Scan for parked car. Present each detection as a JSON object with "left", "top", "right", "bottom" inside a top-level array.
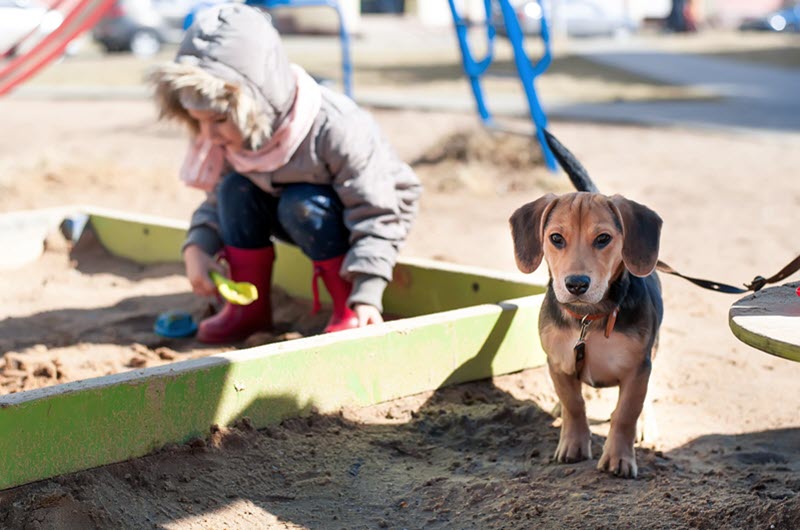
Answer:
[
  {"left": 92, "top": 0, "right": 206, "bottom": 57},
  {"left": 0, "top": 0, "right": 64, "bottom": 57},
  {"left": 739, "top": 5, "right": 800, "bottom": 32},
  {"left": 491, "top": 0, "right": 637, "bottom": 38}
]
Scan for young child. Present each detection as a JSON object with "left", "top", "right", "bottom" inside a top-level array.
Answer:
[{"left": 148, "top": 3, "right": 421, "bottom": 344}]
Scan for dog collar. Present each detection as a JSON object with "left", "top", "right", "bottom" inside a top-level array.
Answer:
[{"left": 563, "top": 306, "right": 619, "bottom": 339}]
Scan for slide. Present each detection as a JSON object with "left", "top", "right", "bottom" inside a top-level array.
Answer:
[{"left": 0, "top": 0, "right": 115, "bottom": 96}]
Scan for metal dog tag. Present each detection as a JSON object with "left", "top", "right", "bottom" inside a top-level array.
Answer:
[
  {"left": 574, "top": 315, "right": 591, "bottom": 378},
  {"left": 574, "top": 340, "right": 586, "bottom": 379},
  {"left": 574, "top": 340, "right": 586, "bottom": 362}
]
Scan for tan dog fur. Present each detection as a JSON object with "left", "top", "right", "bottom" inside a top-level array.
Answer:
[{"left": 510, "top": 191, "right": 663, "bottom": 478}]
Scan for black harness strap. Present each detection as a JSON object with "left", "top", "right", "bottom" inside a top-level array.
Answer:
[{"left": 656, "top": 253, "right": 800, "bottom": 294}]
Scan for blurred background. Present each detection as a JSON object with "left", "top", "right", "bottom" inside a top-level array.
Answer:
[{"left": 1, "top": 0, "right": 798, "bottom": 136}]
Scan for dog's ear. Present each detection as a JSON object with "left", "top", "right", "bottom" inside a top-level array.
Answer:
[
  {"left": 509, "top": 194, "right": 558, "bottom": 274},
  {"left": 608, "top": 195, "right": 662, "bottom": 277}
]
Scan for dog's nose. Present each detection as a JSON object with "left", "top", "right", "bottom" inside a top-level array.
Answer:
[{"left": 565, "top": 275, "right": 591, "bottom": 295}]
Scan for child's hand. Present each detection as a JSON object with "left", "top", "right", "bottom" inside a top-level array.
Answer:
[
  {"left": 354, "top": 304, "right": 383, "bottom": 327},
  {"left": 183, "top": 245, "right": 226, "bottom": 296}
]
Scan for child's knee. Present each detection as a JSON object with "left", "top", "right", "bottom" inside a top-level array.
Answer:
[
  {"left": 277, "top": 185, "right": 335, "bottom": 232},
  {"left": 218, "top": 172, "right": 257, "bottom": 205}
]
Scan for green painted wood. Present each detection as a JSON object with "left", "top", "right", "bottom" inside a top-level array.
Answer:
[
  {"left": 87, "top": 212, "right": 545, "bottom": 314},
  {"left": 89, "top": 213, "right": 187, "bottom": 265},
  {"left": 385, "top": 259, "right": 544, "bottom": 316},
  {"left": 0, "top": 208, "right": 547, "bottom": 489},
  {"left": 0, "top": 296, "right": 545, "bottom": 490},
  {"left": 729, "top": 282, "right": 800, "bottom": 363}
]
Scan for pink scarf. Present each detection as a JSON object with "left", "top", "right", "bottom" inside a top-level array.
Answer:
[{"left": 180, "top": 64, "right": 322, "bottom": 192}]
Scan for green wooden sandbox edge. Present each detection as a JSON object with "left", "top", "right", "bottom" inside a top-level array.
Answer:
[
  {"left": 0, "top": 207, "right": 547, "bottom": 490},
  {"left": 87, "top": 210, "right": 546, "bottom": 316},
  {"left": 0, "top": 297, "right": 545, "bottom": 490}
]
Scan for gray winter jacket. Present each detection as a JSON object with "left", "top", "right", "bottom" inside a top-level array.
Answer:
[{"left": 174, "top": 5, "right": 421, "bottom": 312}]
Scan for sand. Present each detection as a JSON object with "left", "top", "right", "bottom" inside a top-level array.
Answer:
[{"left": 1, "top": 98, "right": 799, "bottom": 529}]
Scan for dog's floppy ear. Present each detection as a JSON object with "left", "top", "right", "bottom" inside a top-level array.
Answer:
[
  {"left": 608, "top": 195, "right": 662, "bottom": 277},
  {"left": 509, "top": 194, "right": 558, "bottom": 274}
]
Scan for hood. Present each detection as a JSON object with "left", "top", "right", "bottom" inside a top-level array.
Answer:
[{"left": 148, "top": 3, "right": 296, "bottom": 149}]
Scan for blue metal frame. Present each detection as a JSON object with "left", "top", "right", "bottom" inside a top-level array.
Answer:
[
  {"left": 246, "top": 0, "right": 354, "bottom": 98},
  {"left": 448, "top": 0, "right": 556, "bottom": 170}
]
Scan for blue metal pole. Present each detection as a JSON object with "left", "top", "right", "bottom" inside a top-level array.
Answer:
[
  {"left": 447, "top": 0, "right": 495, "bottom": 124},
  {"left": 496, "top": 0, "right": 556, "bottom": 170},
  {"left": 249, "top": 0, "right": 353, "bottom": 98}
]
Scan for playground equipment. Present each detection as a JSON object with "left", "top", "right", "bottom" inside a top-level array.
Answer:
[
  {"left": 0, "top": 0, "right": 353, "bottom": 98},
  {"left": 0, "top": 0, "right": 114, "bottom": 96},
  {"left": 448, "top": 0, "right": 557, "bottom": 171},
  {"left": 246, "top": 0, "right": 354, "bottom": 98},
  {"left": 0, "top": 207, "right": 546, "bottom": 490},
  {"left": 729, "top": 282, "right": 800, "bottom": 363}
]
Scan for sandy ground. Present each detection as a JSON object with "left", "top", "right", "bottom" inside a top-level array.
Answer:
[{"left": 1, "top": 91, "right": 800, "bottom": 528}]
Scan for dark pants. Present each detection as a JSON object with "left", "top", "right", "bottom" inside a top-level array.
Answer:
[{"left": 217, "top": 173, "right": 350, "bottom": 261}]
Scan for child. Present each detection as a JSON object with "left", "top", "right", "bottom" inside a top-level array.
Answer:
[{"left": 148, "top": 4, "right": 421, "bottom": 344}]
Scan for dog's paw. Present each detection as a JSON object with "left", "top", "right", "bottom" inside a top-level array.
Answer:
[
  {"left": 597, "top": 441, "right": 638, "bottom": 478},
  {"left": 554, "top": 430, "right": 591, "bottom": 463}
]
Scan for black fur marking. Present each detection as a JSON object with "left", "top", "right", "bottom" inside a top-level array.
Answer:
[
  {"left": 543, "top": 129, "right": 599, "bottom": 193},
  {"left": 638, "top": 356, "right": 653, "bottom": 376}
]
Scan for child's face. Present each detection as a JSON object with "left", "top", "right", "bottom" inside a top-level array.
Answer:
[{"left": 187, "top": 108, "right": 245, "bottom": 150}]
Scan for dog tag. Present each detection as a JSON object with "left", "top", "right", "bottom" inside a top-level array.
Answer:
[
  {"left": 574, "top": 315, "right": 590, "bottom": 378},
  {"left": 573, "top": 340, "right": 586, "bottom": 378},
  {"left": 574, "top": 340, "right": 586, "bottom": 362}
]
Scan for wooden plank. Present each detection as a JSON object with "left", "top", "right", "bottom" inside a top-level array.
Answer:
[
  {"left": 729, "top": 282, "right": 800, "bottom": 363},
  {"left": 0, "top": 296, "right": 544, "bottom": 490},
  {"left": 0, "top": 207, "right": 76, "bottom": 270},
  {"left": 87, "top": 209, "right": 188, "bottom": 264},
  {"left": 86, "top": 210, "right": 545, "bottom": 315}
]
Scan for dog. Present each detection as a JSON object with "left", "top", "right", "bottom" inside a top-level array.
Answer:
[{"left": 509, "top": 130, "right": 663, "bottom": 478}]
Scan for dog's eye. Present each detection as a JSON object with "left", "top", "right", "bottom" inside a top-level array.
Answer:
[
  {"left": 594, "top": 233, "right": 612, "bottom": 248},
  {"left": 549, "top": 233, "right": 565, "bottom": 248}
]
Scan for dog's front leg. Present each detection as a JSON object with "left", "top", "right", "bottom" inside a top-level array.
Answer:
[
  {"left": 549, "top": 361, "right": 591, "bottom": 463},
  {"left": 598, "top": 361, "right": 651, "bottom": 478}
]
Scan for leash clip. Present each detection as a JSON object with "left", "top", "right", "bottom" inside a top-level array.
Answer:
[
  {"left": 578, "top": 314, "right": 590, "bottom": 342},
  {"left": 746, "top": 275, "right": 767, "bottom": 292}
]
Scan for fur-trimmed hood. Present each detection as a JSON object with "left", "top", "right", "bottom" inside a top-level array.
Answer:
[{"left": 147, "top": 4, "right": 296, "bottom": 150}]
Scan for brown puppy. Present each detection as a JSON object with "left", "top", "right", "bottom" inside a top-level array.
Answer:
[{"left": 509, "top": 135, "right": 663, "bottom": 479}]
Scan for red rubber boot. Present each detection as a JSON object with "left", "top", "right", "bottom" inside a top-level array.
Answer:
[
  {"left": 197, "top": 246, "right": 274, "bottom": 344},
  {"left": 312, "top": 255, "right": 359, "bottom": 333}
]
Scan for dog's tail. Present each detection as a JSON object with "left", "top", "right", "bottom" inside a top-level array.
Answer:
[{"left": 543, "top": 129, "right": 599, "bottom": 193}]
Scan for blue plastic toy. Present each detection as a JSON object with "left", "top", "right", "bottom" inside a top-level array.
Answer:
[{"left": 154, "top": 310, "right": 198, "bottom": 338}]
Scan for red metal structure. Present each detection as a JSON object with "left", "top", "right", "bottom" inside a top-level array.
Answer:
[{"left": 0, "top": 0, "right": 115, "bottom": 96}]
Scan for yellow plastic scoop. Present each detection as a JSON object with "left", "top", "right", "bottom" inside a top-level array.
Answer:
[{"left": 209, "top": 271, "right": 258, "bottom": 306}]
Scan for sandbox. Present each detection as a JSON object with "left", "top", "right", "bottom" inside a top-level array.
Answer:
[{"left": 0, "top": 206, "right": 546, "bottom": 491}]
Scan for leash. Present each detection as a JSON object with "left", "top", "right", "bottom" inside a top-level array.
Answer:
[
  {"left": 564, "top": 254, "right": 800, "bottom": 380},
  {"left": 656, "top": 253, "right": 800, "bottom": 294}
]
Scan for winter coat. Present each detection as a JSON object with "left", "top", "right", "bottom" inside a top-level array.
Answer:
[{"left": 153, "top": 4, "right": 422, "bottom": 311}]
